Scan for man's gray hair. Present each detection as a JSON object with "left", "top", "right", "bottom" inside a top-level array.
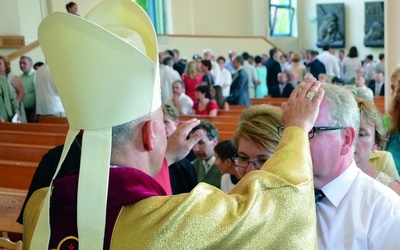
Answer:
[
  {"left": 321, "top": 83, "right": 360, "bottom": 146},
  {"left": 20, "top": 55, "right": 33, "bottom": 64},
  {"left": 111, "top": 111, "right": 157, "bottom": 156}
]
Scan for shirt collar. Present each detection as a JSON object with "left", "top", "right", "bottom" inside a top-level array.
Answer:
[
  {"left": 320, "top": 160, "right": 358, "bottom": 207},
  {"left": 23, "top": 68, "right": 36, "bottom": 76},
  {"left": 279, "top": 82, "right": 287, "bottom": 89},
  {"left": 235, "top": 66, "right": 243, "bottom": 72},
  {"left": 204, "top": 155, "right": 216, "bottom": 173}
]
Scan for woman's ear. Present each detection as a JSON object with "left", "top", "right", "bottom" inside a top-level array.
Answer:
[{"left": 224, "top": 158, "right": 234, "bottom": 168}]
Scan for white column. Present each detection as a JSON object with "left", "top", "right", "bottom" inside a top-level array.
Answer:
[
  {"left": 385, "top": 0, "right": 400, "bottom": 111},
  {"left": 164, "top": 0, "right": 173, "bottom": 34}
]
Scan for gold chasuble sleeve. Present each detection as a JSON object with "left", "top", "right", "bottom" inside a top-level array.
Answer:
[
  {"left": 23, "top": 127, "right": 316, "bottom": 249},
  {"left": 111, "top": 127, "right": 317, "bottom": 249}
]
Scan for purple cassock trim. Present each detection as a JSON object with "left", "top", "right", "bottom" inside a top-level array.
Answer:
[{"left": 49, "top": 167, "right": 166, "bottom": 250}]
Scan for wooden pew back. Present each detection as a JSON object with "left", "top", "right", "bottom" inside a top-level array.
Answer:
[
  {"left": 0, "top": 143, "right": 53, "bottom": 162},
  {"left": 0, "top": 130, "right": 66, "bottom": 146},
  {"left": 0, "top": 188, "right": 26, "bottom": 234},
  {"left": 37, "top": 116, "right": 69, "bottom": 124},
  {"left": 0, "top": 122, "right": 69, "bottom": 134}
]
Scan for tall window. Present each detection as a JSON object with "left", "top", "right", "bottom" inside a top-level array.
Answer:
[
  {"left": 269, "top": 0, "right": 295, "bottom": 37},
  {"left": 136, "top": 0, "right": 165, "bottom": 34}
]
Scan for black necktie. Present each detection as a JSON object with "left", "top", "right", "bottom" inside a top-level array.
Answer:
[{"left": 314, "top": 189, "right": 325, "bottom": 203}]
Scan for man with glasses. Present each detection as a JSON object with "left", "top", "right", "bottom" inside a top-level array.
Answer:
[{"left": 279, "top": 83, "right": 400, "bottom": 249}]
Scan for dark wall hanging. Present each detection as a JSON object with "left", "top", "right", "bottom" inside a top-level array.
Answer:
[
  {"left": 364, "top": 2, "right": 384, "bottom": 48},
  {"left": 316, "top": 3, "right": 345, "bottom": 48}
]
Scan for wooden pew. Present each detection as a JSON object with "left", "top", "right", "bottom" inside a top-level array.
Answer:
[
  {"left": 373, "top": 96, "right": 385, "bottom": 114},
  {"left": 251, "top": 97, "right": 287, "bottom": 107},
  {"left": 37, "top": 116, "right": 69, "bottom": 124},
  {"left": 219, "top": 131, "right": 235, "bottom": 140},
  {"left": 0, "top": 143, "right": 53, "bottom": 163},
  {"left": 0, "top": 130, "right": 66, "bottom": 146},
  {"left": 0, "top": 142, "right": 51, "bottom": 189},
  {"left": 0, "top": 188, "right": 26, "bottom": 235},
  {"left": 228, "top": 105, "right": 249, "bottom": 111},
  {"left": 0, "top": 122, "right": 69, "bottom": 134},
  {"left": 217, "top": 110, "right": 243, "bottom": 116},
  {"left": 0, "top": 123, "right": 67, "bottom": 190},
  {"left": 0, "top": 160, "right": 36, "bottom": 190}
]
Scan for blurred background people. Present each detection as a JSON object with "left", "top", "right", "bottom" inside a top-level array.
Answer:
[
  {"left": 342, "top": 46, "right": 362, "bottom": 85},
  {"left": 35, "top": 63, "right": 65, "bottom": 117},
  {"left": 192, "top": 85, "right": 218, "bottom": 116},
  {"left": 211, "top": 85, "right": 229, "bottom": 111},
  {"left": 0, "top": 55, "right": 26, "bottom": 122},
  {"left": 166, "top": 80, "right": 193, "bottom": 115},
  {"left": 354, "top": 98, "right": 400, "bottom": 195},
  {"left": 216, "top": 56, "right": 232, "bottom": 97},
  {"left": 0, "top": 75, "right": 19, "bottom": 122},
  {"left": 254, "top": 55, "right": 268, "bottom": 98},
  {"left": 182, "top": 60, "right": 203, "bottom": 102},
  {"left": 66, "top": 1, "right": 79, "bottom": 15},
  {"left": 19, "top": 55, "right": 36, "bottom": 122},
  {"left": 214, "top": 140, "right": 240, "bottom": 193}
]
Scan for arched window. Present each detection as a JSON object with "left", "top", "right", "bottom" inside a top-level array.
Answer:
[{"left": 269, "top": 0, "right": 295, "bottom": 37}]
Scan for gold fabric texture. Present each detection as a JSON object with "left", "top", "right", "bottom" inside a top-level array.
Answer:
[
  {"left": 24, "top": 127, "right": 317, "bottom": 249},
  {"left": 111, "top": 127, "right": 317, "bottom": 249}
]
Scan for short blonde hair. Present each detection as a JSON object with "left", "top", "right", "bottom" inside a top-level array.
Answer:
[
  {"left": 291, "top": 53, "right": 301, "bottom": 63},
  {"left": 234, "top": 104, "right": 282, "bottom": 153},
  {"left": 356, "top": 98, "right": 386, "bottom": 147}
]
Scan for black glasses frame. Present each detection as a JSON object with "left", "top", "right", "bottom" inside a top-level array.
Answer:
[
  {"left": 232, "top": 154, "right": 268, "bottom": 170},
  {"left": 277, "top": 125, "right": 346, "bottom": 139}
]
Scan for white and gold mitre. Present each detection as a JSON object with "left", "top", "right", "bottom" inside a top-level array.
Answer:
[{"left": 31, "top": 0, "right": 160, "bottom": 249}]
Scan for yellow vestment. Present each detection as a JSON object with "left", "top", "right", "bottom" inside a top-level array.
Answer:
[{"left": 24, "top": 127, "right": 317, "bottom": 249}]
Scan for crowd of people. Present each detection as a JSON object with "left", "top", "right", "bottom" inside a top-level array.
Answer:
[
  {"left": 4, "top": 0, "right": 400, "bottom": 248},
  {"left": 1, "top": 41, "right": 391, "bottom": 122},
  {"left": 156, "top": 43, "right": 391, "bottom": 119},
  {"left": 0, "top": 55, "right": 65, "bottom": 123},
  {"left": 0, "top": 2, "right": 80, "bottom": 123}
]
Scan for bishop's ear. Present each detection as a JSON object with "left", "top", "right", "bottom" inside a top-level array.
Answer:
[{"left": 142, "top": 120, "right": 154, "bottom": 151}]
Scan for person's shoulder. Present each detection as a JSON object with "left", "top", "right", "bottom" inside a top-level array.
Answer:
[
  {"left": 287, "top": 83, "right": 295, "bottom": 90},
  {"left": 181, "top": 93, "right": 194, "bottom": 103},
  {"left": 356, "top": 170, "right": 400, "bottom": 206},
  {"left": 208, "top": 100, "right": 219, "bottom": 109},
  {"left": 371, "top": 150, "right": 392, "bottom": 159},
  {"left": 191, "top": 158, "right": 201, "bottom": 167},
  {"left": 271, "top": 84, "right": 279, "bottom": 90}
]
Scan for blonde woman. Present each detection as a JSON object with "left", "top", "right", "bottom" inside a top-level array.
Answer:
[
  {"left": 354, "top": 98, "right": 400, "bottom": 195},
  {"left": 233, "top": 104, "right": 282, "bottom": 177},
  {"left": 182, "top": 60, "right": 203, "bottom": 102},
  {"left": 285, "top": 53, "right": 307, "bottom": 82}
]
